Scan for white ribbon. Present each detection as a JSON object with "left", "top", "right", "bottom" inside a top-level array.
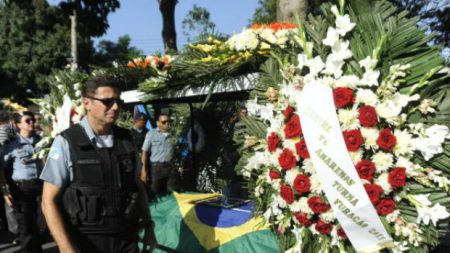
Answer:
[{"left": 296, "top": 83, "right": 393, "bottom": 253}]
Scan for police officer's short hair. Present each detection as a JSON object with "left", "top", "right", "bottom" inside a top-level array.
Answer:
[
  {"left": 13, "top": 111, "right": 35, "bottom": 123},
  {"left": 82, "top": 75, "right": 121, "bottom": 97},
  {"left": 157, "top": 112, "right": 170, "bottom": 121}
]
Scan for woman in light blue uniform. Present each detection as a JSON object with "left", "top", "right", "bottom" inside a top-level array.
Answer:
[{"left": 0, "top": 111, "right": 44, "bottom": 253}]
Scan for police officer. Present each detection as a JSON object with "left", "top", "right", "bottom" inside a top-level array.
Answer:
[
  {"left": 40, "top": 76, "right": 156, "bottom": 253},
  {"left": 140, "top": 113, "right": 178, "bottom": 196},
  {"left": 0, "top": 111, "right": 44, "bottom": 253},
  {"left": 131, "top": 112, "right": 148, "bottom": 152}
]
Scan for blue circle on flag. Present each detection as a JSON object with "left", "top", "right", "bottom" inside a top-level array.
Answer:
[{"left": 195, "top": 202, "right": 254, "bottom": 228}]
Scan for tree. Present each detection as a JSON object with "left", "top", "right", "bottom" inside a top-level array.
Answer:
[
  {"left": 251, "top": 0, "right": 277, "bottom": 24},
  {"left": 0, "top": 0, "right": 70, "bottom": 100},
  {"left": 277, "top": 0, "right": 308, "bottom": 23},
  {"left": 158, "top": 0, "right": 178, "bottom": 53},
  {"left": 92, "top": 35, "right": 143, "bottom": 67},
  {"left": 388, "top": 0, "right": 450, "bottom": 48},
  {"left": 182, "top": 4, "right": 217, "bottom": 41}
]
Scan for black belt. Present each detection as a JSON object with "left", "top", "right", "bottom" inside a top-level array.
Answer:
[
  {"left": 13, "top": 178, "right": 41, "bottom": 188},
  {"left": 151, "top": 162, "right": 171, "bottom": 166}
]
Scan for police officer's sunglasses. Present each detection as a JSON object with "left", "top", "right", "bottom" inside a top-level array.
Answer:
[{"left": 87, "top": 96, "right": 124, "bottom": 108}]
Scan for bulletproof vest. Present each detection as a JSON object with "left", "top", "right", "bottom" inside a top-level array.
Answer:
[{"left": 61, "top": 124, "right": 139, "bottom": 234}]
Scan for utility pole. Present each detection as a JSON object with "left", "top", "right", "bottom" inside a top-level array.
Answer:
[{"left": 70, "top": 5, "right": 78, "bottom": 72}]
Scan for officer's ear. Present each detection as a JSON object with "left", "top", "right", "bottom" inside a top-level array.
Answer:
[{"left": 82, "top": 97, "right": 92, "bottom": 110}]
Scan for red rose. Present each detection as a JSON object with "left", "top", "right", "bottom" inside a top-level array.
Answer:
[
  {"left": 364, "top": 183, "right": 384, "bottom": 204},
  {"left": 278, "top": 148, "right": 297, "bottom": 170},
  {"left": 376, "top": 198, "right": 396, "bottom": 216},
  {"left": 333, "top": 87, "right": 355, "bottom": 107},
  {"left": 358, "top": 105, "right": 378, "bottom": 127},
  {"left": 388, "top": 167, "right": 406, "bottom": 189},
  {"left": 343, "top": 129, "right": 364, "bottom": 151},
  {"left": 267, "top": 132, "right": 281, "bottom": 152},
  {"left": 269, "top": 170, "right": 281, "bottom": 180},
  {"left": 308, "top": 196, "right": 330, "bottom": 214},
  {"left": 280, "top": 184, "right": 295, "bottom": 204},
  {"left": 284, "top": 114, "right": 302, "bottom": 139},
  {"left": 315, "top": 219, "right": 333, "bottom": 235},
  {"left": 376, "top": 128, "right": 397, "bottom": 152},
  {"left": 355, "top": 160, "right": 376, "bottom": 181},
  {"left": 295, "top": 139, "right": 310, "bottom": 159},
  {"left": 293, "top": 174, "right": 311, "bottom": 195},
  {"left": 337, "top": 226, "right": 347, "bottom": 239},
  {"left": 293, "top": 212, "right": 312, "bottom": 227},
  {"left": 283, "top": 105, "right": 294, "bottom": 118}
]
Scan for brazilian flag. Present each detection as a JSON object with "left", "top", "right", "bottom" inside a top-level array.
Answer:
[{"left": 146, "top": 192, "right": 279, "bottom": 253}]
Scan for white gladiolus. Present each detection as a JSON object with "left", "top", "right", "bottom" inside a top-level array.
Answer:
[
  {"left": 360, "top": 69, "right": 380, "bottom": 87},
  {"left": 335, "top": 14, "right": 356, "bottom": 36},
  {"left": 417, "top": 203, "right": 450, "bottom": 226},
  {"left": 323, "top": 53, "right": 345, "bottom": 78},
  {"left": 259, "top": 103, "right": 275, "bottom": 121},
  {"left": 331, "top": 40, "right": 352, "bottom": 60},
  {"left": 245, "top": 98, "right": 260, "bottom": 116},
  {"left": 359, "top": 56, "right": 378, "bottom": 70},
  {"left": 306, "top": 56, "right": 325, "bottom": 76},
  {"left": 412, "top": 124, "right": 450, "bottom": 160},
  {"left": 323, "top": 27, "right": 340, "bottom": 47},
  {"left": 297, "top": 53, "right": 308, "bottom": 70}
]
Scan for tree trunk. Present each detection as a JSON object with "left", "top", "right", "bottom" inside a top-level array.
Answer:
[
  {"left": 70, "top": 7, "right": 78, "bottom": 71},
  {"left": 158, "top": 0, "right": 178, "bottom": 53},
  {"left": 277, "top": 0, "right": 308, "bottom": 23}
]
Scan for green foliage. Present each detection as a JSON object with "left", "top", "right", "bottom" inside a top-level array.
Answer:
[
  {"left": 92, "top": 35, "right": 143, "bottom": 67},
  {"left": 0, "top": 0, "right": 70, "bottom": 100},
  {"left": 388, "top": 0, "right": 450, "bottom": 48},
  {"left": 182, "top": 4, "right": 218, "bottom": 42},
  {"left": 58, "top": 0, "right": 120, "bottom": 38},
  {"left": 251, "top": 0, "right": 277, "bottom": 24}
]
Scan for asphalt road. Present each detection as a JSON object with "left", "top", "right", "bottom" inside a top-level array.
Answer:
[{"left": 0, "top": 230, "right": 58, "bottom": 253}]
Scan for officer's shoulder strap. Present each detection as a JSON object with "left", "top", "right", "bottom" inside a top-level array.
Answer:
[
  {"left": 61, "top": 124, "right": 92, "bottom": 147},
  {"left": 112, "top": 125, "right": 135, "bottom": 153}
]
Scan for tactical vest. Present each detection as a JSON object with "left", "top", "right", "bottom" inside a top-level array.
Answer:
[{"left": 61, "top": 124, "right": 139, "bottom": 234}]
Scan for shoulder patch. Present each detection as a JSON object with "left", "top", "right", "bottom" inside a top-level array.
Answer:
[{"left": 48, "top": 147, "right": 62, "bottom": 160}]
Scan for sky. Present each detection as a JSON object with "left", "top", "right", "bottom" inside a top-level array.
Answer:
[{"left": 49, "top": 0, "right": 260, "bottom": 55}]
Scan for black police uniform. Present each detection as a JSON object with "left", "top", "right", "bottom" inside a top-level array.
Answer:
[{"left": 60, "top": 124, "right": 140, "bottom": 253}]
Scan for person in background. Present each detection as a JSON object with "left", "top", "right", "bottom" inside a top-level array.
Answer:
[
  {"left": 0, "top": 111, "right": 44, "bottom": 253},
  {"left": 0, "top": 112, "right": 20, "bottom": 245},
  {"left": 34, "top": 114, "right": 43, "bottom": 137},
  {"left": 140, "top": 113, "right": 177, "bottom": 196},
  {"left": 40, "top": 76, "right": 156, "bottom": 253},
  {"left": 131, "top": 112, "right": 148, "bottom": 151}
]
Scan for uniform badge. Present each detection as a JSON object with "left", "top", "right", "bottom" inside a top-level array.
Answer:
[{"left": 48, "top": 147, "right": 61, "bottom": 160}]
